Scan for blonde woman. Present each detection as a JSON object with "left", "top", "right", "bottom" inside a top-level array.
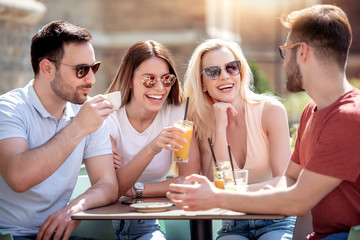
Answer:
[{"left": 185, "top": 39, "right": 295, "bottom": 240}]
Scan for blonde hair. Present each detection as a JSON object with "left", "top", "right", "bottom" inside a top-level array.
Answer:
[{"left": 184, "top": 39, "right": 272, "bottom": 150}]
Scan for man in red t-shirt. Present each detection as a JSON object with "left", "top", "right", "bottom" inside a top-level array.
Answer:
[
  {"left": 167, "top": 4, "right": 360, "bottom": 240},
  {"left": 291, "top": 93, "right": 360, "bottom": 239}
]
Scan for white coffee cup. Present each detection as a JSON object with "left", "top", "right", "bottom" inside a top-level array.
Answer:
[{"left": 105, "top": 91, "right": 121, "bottom": 110}]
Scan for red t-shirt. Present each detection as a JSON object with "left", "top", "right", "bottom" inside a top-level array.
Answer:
[{"left": 291, "top": 88, "right": 360, "bottom": 239}]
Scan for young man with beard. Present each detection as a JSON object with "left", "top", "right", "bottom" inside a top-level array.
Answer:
[
  {"left": 0, "top": 20, "right": 118, "bottom": 240},
  {"left": 167, "top": 4, "right": 360, "bottom": 240}
]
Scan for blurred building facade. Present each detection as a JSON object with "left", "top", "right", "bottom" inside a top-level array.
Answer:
[
  {"left": 206, "top": 0, "right": 360, "bottom": 94},
  {"left": 0, "top": 0, "right": 359, "bottom": 95},
  {"left": 0, "top": 0, "right": 46, "bottom": 93}
]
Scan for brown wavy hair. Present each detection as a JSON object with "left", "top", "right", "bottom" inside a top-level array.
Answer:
[{"left": 106, "top": 40, "right": 183, "bottom": 107}]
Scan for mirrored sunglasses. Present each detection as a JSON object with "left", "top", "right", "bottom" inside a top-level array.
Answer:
[
  {"left": 141, "top": 74, "right": 177, "bottom": 88},
  {"left": 203, "top": 60, "right": 241, "bottom": 80},
  {"left": 50, "top": 60, "right": 101, "bottom": 78}
]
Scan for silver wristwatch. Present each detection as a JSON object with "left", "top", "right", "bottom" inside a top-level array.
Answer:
[{"left": 134, "top": 182, "right": 144, "bottom": 199}]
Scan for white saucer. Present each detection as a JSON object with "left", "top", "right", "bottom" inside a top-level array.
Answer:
[{"left": 130, "top": 202, "right": 173, "bottom": 213}]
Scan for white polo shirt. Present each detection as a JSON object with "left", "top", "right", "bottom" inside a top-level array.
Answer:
[{"left": 0, "top": 80, "right": 112, "bottom": 236}]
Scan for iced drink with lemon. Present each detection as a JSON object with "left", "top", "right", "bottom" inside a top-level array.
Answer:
[
  {"left": 172, "top": 120, "right": 193, "bottom": 163},
  {"left": 213, "top": 161, "right": 232, "bottom": 189}
]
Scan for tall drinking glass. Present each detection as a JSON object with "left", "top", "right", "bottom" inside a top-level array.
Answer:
[
  {"left": 213, "top": 161, "right": 231, "bottom": 189},
  {"left": 172, "top": 120, "right": 193, "bottom": 163},
  {"left": 234, "top": 169, "right": 248, "bottom": 192},
  {"left": 224, "top": 169, "right": 248, "bottom": 192}
]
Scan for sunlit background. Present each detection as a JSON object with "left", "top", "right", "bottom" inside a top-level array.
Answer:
[{"left": 1, "top": 0, "right": 359, "bottom": 124}]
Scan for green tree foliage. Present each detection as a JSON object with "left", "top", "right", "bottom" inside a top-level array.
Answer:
[
  {"left": 349, "top": 78, "right": 360, "bottom": 89},
  {"left": 248, "top": 60, "right": 273, "bottom": 94}
]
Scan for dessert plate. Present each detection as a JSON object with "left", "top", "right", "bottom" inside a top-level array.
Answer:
[{"left": 130, "top": 202, "right": 173, "bottom": 213}]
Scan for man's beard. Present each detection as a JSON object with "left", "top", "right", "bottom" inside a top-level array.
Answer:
[
  {"left": 50, "top": 71, "right": 91, "bottom": 104},
  {"left": 286, "top": 55, "right": 305, "bottom": 93}
]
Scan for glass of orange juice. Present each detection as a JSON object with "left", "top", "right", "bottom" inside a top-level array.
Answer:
[
  {"left": 213, "top": 165, "right": 224, "bottom": 189},
  {"left": 172, "top": 120, "right": 193, "bottom": 163},
  {"left": 213, "top": 161, "right": 232, "bottom": 189}
]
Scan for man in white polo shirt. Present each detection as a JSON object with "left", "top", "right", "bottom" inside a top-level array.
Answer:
[{"left": 0, "top": 20, "right": 118, "bottom": 240}]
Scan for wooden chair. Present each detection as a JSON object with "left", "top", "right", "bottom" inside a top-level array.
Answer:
[
  {"left": 0, "top": 230, "right": 13, "bottom": 240},
  {"left": 70, "top": 175, "right": 115, "bottom": 240},
  {"left": 158, "top": 219, "right": 222, "bottom": 240},
  {"left": 348, "top": 225, "right": 360, "bottom": 240},
  {"left": 159, "top": 220, "right": 191, "bottom": 240},
  {"left": 292, "top": 212, "right": 313, "bottom": 240}
]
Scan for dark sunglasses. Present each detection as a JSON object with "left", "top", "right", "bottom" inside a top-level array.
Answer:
[
  {"left": 202, "top": 60, "right": 241, "bottom": 80},
  {"left": 140, "top": 74, "right": 177, "bottom": 88},
  {"left": 49, "top": 60, "right": 101, "bottom": 78}
]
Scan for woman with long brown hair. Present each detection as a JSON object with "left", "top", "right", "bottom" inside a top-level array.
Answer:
[{"left": 105, "top": 40, "right": 199, "bottom": 239}]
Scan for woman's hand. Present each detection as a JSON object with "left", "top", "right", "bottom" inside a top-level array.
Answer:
[
  {"left": 149, "top": 126, "right": 187, "bottom": 154},
  {"left": 113, "top": 148, "right": 124, "bottom": 169},
  {"left": 212, "top": 102, "right": 237, "bottom": 130}
]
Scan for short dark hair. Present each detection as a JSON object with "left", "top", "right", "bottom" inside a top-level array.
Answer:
[
  {"left": 31, "top": 20, "right": 92, "bottom": 76},
  {"left": 281, "top": 4, "right": 352, "bottom": 69},
  {"left": 106, "top": 40, "right": 183, "bottom": 106}
]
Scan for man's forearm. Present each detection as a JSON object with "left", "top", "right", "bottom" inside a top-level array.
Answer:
[
  {"left": 217, "top": 186, "right": 308, "bottom": 216},
  {"left": 2, "top": 121, "right": 87, "bottom": 192},
  {"left": 68, "top": 179, "right": 118, "bottom": 213},
  {"left": 248, "top": 175, "right": 297, "bottom": 192}
]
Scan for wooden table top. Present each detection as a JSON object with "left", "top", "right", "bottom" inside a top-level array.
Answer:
[{"left": 72, "top": 197, "right": 286, "bottom": 220}]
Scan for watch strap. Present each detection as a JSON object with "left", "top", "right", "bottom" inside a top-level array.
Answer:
[
  {"left": 134, "top": 182, "right": 144, "bottom": 199},
  {"left": 136, "top": 188, "right": 143, "bottom": 198}
]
